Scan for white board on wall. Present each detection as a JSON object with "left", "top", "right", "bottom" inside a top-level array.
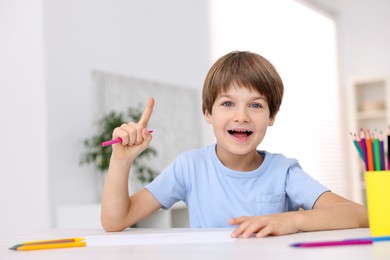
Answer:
[{"left": 92, "top": 71, "right": 202, "bottom": 192}]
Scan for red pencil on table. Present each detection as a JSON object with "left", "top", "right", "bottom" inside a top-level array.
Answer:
[
  {"left": 291, "top": 236, "right": 390, "bottom": 248},
  {"left": 291, "top": 239, "right": 372, "bottom": 248}
]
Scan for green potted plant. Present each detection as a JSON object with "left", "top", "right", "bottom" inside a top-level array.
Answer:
[{"left": 80, "top": 105, "right": 158, "bottom": 184}]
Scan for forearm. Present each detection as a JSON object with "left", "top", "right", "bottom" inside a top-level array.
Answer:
[
  {"left": 101, "top": 98, "right": 155, "bottom": 231},
  {"left": 230, "top": 192, "right": 369, "bottom": 238},
  {"left": 295, "top": 202, "right": 369, "bottom": 232},
  {"left": 101, "top": 158, "right": 133, "bottom": 231}
]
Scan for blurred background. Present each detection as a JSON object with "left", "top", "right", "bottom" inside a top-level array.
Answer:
[{"left": 1, "top": 0, "right": 390, "bottom": 233}]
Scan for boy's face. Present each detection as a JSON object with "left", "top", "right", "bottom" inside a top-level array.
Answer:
[{"left": 204, "top": 85, "right": 275, "bottom": 157}]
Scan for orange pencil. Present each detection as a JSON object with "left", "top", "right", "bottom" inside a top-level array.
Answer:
[{"left": 365, "top": 129, "right": 375, "bottom": 171}]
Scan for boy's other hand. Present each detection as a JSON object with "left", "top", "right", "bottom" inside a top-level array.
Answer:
[{"left": 229, "top": 212, "right": 299, "bottom": 238}]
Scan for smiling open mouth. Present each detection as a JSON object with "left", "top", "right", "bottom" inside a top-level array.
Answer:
[{"left": 227, "top": 129, "right": 253, "bottom": 137}]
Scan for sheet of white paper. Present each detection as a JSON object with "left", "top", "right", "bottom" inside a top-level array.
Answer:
[{"left": 85, "top": 231, "right": 235, "bottom": 247}]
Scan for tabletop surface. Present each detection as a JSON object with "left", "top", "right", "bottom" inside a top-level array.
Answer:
[{"left": 1, "top": 228, "right": 389, "bottom": 260}]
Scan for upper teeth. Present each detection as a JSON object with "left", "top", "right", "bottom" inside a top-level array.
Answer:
[{"left": 228, "top": 130, "right": 252, "bottom": 134}]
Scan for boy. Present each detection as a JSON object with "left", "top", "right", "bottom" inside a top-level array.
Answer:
[{"left": 101, "top": 51, "right": 368, "bottom": 238}]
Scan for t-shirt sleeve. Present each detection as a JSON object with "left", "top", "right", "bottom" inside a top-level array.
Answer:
[
  {"left": 285, "top": 163, "right": 330, "bottom": 210},
  {"left": 145, "top": 155, "right": 187, "bottom": 210}
]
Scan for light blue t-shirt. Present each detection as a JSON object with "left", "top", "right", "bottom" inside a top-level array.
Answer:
[{"left": 145, "top": 144, "right": 329, "bottom": 228}]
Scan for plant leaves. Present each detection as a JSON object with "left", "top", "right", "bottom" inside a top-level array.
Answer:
[{"left": 80, "top": 105, "right": 158, "bottom": 183}]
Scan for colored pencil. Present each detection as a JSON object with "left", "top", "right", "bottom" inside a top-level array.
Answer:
[
  {"left": 365, "top": 130, "right": 375, "bottom": 171},
  {"left": 350, "top": 133, "right": 365, "bottom": 162},
  {"left": 359, "top": 129, "right": 368, "bottom": 170},
  {"left": 101, "top": 130, "right": 154, "bottom": 147},
  {"left": 291, "top": 239, "right": 372, "bottom": 247},
  {"left": 373, "top": 130, "right": 381, "bottom": 171},
  {"left": 388, "top": 126, "right": 390, "bottom": 170},
  {"left": 379, "top": 131, "right": 385, "bottom": 170},
  {"left": 9, "top": 237, "right": 86, "bottom": 251},
  {"left": 291, "top": 236, "right": 390, "bottom": 248},
  {"left": 11, "top": 242, "right": 86, "bottom": 251}
]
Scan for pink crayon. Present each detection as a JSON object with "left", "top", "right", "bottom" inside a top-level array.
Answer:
[{"left": 101, "top": 130, "right": 153, "bottom": 147}]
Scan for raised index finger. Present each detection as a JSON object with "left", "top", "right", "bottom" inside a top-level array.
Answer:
[{"left": 138, "top": 97, "right": 154, "bottom": 127}]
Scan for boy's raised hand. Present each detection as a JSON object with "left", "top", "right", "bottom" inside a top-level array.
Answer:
[{"left": 111, "top": 97, "right": 155, "bottom": 162}]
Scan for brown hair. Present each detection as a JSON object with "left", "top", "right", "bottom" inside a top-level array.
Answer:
[{"left": 202, "top": 51, "right": 284, "bottom": 119}]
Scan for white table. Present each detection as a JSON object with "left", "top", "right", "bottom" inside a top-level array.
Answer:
[
  {"left": 56, "top": 202, "right": 189, "bottom": 228},
  {"left": 1, "top": 228, "right": 389, "bottom": 260}
]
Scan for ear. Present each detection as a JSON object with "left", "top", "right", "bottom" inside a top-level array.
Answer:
[
  {"left": 204, "top": 110, "right": 213, "bottom": 124},
  {"left": 268, "top": 116, "right": 275, "bottom": 126}
]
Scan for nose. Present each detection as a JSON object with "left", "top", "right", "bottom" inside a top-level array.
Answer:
[{"left": 233, "top": 107, "right": 250, "bottom": 123}]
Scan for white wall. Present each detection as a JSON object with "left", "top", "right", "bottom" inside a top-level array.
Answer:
[
  {"left": 336, "top": 0, "right": 390, "bottom": 200},
  {"left": 337, "top": 0, "right": 390, "bottom": 80},
  {"left": 1, "top": 0, "right": 210, "bottom": 232},
  {"left": 43, "top": 0, "right": 211, "bottom": 227},
  {"left": 302, "top": 0, "right": 390, "bottom": 78},
  {"left": 301, "top": 0, "right": 390, "bottom": 200},
  {"left": 0, "top": 0, "right": 50, "bottom": 233}
]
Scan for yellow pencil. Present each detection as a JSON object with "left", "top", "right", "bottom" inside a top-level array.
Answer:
[
  {"left": 22, "top": 237, "right": 85, "bottom": 245},
  {"left": 13, "top": 241, "right": 86, "bottom": 251},
  {"left": 9, "top": 237, "right": 86, "bottom": 251}
]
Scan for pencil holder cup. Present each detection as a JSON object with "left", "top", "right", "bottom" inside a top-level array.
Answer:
[{"left": 365, "top": 171, "right": 390, "bottom": 237}]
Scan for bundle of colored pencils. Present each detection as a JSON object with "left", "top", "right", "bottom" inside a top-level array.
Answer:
[{"left": 350, "top": 127, "right": 390, "bottom": 171}]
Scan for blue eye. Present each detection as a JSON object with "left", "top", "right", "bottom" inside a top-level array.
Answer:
[
  {"left": 251, "top": 103, "right": 262, "bottom": 109},
  {"left": 222, "top": 101, "right": 233, "bottom": 107}
]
